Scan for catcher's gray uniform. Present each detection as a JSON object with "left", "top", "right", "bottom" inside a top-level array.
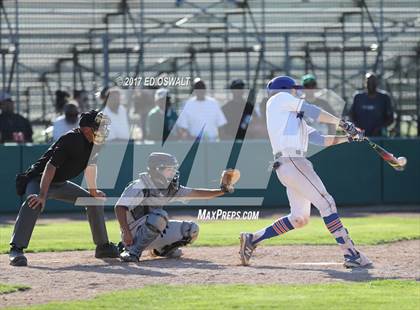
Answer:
[{"left": 116, "top": 172, "right": 199, "bottom": 257}]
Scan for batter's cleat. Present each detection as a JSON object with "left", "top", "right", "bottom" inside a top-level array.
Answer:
[
  {"left": 239, "top": 232, "right": 256, "bottom": 266},
  {"left": 119, "top": 250, "right": 139, "bottom": 262},
  {"left": 95, "top": 242, "right": 120, "bottom": 258},
  {"left": 9, "top": 246, "right": 28, "bottom": 267},
  {"left": 150, "top": 248, "right": 183, "bottom": 259},
  {"left": 343, "top": 251, "right": 372, "bottom": 268}
]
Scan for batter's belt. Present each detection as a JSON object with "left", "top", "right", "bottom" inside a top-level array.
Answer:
[
  {"left": 272, "top": 151, "right": 306, "bottom": 171},
  {"left": 274, "top": 150, "right": 305, "bottom": 159}
]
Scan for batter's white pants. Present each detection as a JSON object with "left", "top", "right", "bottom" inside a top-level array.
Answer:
[{"left": 275, "top": 157, "right": 337, "bottom": 228}]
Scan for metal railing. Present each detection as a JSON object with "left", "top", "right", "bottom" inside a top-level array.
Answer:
[{"left": 0, "top": 0, "right": 419, "bottom": 137}]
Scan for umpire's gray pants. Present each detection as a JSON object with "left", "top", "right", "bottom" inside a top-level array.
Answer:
[{"left": 10, "top": 178, "right": 110, "bottom": 249}]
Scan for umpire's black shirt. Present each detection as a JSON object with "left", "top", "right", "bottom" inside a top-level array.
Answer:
[{"left": 27, "top": 128, "right": 98, "bottom": 182}]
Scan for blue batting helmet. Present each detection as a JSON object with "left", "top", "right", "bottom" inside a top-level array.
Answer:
[{"left": 266, "top": 76, "right": 302, "bottom": 97}]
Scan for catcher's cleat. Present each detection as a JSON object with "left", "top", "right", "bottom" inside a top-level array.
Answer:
[
  {"left": 9, "top": 246, "right": 28, "bottom": 267},
  {"left": 239, "top": 232, "right": 256, "bottom": 266},
  {"left": 117, "top": 241, "right": 125, "bottom": 254},
  {"left": 343, "top": 251, "right": 372, "bottom": 268},
  {"left": 150, "top": 248, "right": 183, "bottom": 259},
  {"left": 119, "top": 250, "right": 139, "bottom": 262},
  {"left": 95, "top": 242, "right": 120, "bottom": 258}
]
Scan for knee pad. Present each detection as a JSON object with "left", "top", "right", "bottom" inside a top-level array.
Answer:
[
  {"left": 181, "top": 221, "right": 199, "bottom": 244},
  {"left": 146, "top": 209, "right": 169, "bottom": 234},
  {"left": 316, "top": 193, "right": 337, "bottom": 217},
  {"left": 289, "top": 215, "right": 309, "bottom": 228}
]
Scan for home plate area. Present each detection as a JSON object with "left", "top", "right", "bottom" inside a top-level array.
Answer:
[{"left": 1, "top": 240, "right": 419, "bottom": 307}]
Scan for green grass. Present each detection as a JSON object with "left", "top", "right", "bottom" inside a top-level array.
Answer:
[
  {"left": 6, "top": 281, "right": 420, "bottom": 310},
  {"left": 0, "top": 283, "right": 30, "bottom": 294},
  {"left": 0, "top": 215, "right": 419, "bottom": 253},
  {"left": 198, "top": 215, "right": 420, "bottom": 246}
]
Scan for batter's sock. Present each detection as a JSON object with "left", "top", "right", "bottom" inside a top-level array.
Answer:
[
  {"left": 323, "top": 213, "right": 358, "bottom": 257},
  {"left": 251, "top": 216, "right": 294, "bottom": 245}
]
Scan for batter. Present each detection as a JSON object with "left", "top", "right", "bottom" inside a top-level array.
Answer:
[{"left": 239, "top": 76, "right": 372, "bottom": 268}]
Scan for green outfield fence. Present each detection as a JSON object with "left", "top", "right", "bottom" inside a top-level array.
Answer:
[{"left": 0, "top": 138, "right": 419, "bottom": 214}]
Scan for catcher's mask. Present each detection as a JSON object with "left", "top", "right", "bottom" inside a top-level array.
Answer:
[
  {"left": 147, "top": 152, "right": 180, "bottom": 191},
  {"left": 79, "top": 110, "right": 111, "bottom": 145}
]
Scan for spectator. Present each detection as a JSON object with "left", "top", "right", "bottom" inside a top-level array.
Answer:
[
  {"left": 74, "top": 89, "right": 90, "bottom": 112},
  {"left": 301, "top": 74, "right": 336, "bottom": 135},
  {"left": 349, "top": 72, "right": 394, "bottom": 137},
  {"left": 146, "top": 88, "right": 178, "bottom": 142},
  {"left": 246, "top": 97, "right": 268, "bottom": 139},
  {"left": 55, "top": 90, "right": 70, "bottom": 114},
  {"left": 102, "top": 88, "right": 130, "bottom": 141},
  {"left": 221, "top": 79, "right": 253, "bottom": 140},
  {"left": 52, "top": 100, "right": 80, "bottom": 141},
  {"left": 177, "top": 78, "right": 227, "bottom": 141},
  {"left": 132, "top": 88, "right": 155, "bottom": 139},
  {"left": 0, "top": 92, "right": 33, "bottom": 143}
]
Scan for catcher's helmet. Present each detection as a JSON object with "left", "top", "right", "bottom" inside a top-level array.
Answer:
[
  {"left": 266, "top": 76, "right": 302, "bottom": 97},
  {"left": 79, "top": 110, "right": 111, "bottom": 145},
  {"left": 147, "top": 152, "right": 180, "bottom": 190}
]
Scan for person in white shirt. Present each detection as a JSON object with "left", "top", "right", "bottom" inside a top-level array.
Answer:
[
  {"left": 102, "top": 88, "right": 130, "bottom": 141},
  {"left": 239, "top": 75, "right": 372, "bottom": 269},
  {"left": 52, "top": 101, "right": 80, "bottom": 141},
  {"left": 177, "top": 78, "right": 226, "bottom": 141}
]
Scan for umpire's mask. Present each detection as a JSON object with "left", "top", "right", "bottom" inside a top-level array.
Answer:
[
  {"left": 147, "top": 152, "right": 180, "bottom": 191},
  {"left": 79, "top": 110, "right": 111, "bottom": 145},
  {"left": 92, "top": 112, "right": 111, "bottom": 145}
]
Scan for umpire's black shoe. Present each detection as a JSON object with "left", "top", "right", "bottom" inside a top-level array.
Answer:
[
  {"left": 95, "top": 242, "right": 119, "bottom": 258},
  {"left": 9, "top": 246, "right": 28, "bottom": 267}
]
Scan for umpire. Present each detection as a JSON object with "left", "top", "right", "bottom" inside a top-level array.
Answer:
[{"left": 9, "top": 110, "right": 119, "bottom": 266}]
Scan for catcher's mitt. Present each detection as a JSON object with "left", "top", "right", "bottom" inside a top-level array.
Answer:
[{"left": 220, "top": 169, "right": 241, "bottom": 193}]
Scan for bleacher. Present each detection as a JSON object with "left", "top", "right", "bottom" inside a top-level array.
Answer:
[{"left": 1, "top": 0, "right": 419, "bottom": 135}]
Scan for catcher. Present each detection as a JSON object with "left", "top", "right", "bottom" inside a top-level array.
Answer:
[{"left": 115, "top": 152, "right": 240, "bottom": 262}]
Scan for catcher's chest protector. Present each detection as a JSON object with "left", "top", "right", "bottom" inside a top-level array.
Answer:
[{"left": 130, "top": 173, "right": 177, "bottom": 220}]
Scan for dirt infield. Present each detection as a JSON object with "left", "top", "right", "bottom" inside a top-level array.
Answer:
[{"left": 1, "top": 240, "right": 419, "bottom": 308}]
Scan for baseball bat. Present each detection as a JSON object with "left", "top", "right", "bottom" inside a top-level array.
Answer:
[{"left": 364, "top": 138, "right": 407, "bottom": 171}]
